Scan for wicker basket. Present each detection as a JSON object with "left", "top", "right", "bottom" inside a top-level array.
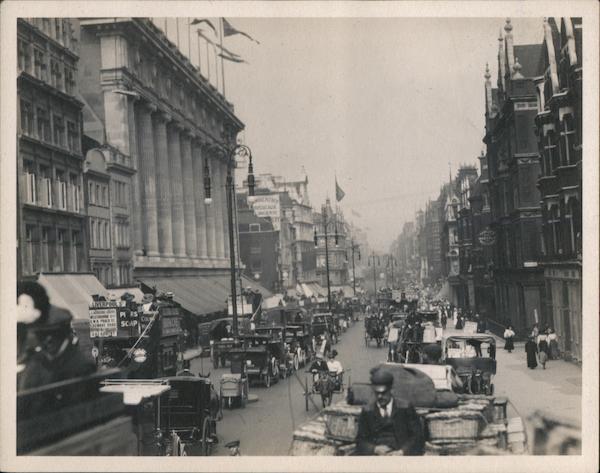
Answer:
[
  {"left": 426, "top": 411, "right": 484, "bottom": 441},
  {"left": 323, "top": 403, "right": 362, "bottom": 442}
]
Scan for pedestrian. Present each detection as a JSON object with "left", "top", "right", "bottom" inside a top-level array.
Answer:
[
  {"left": 503, "top": 325, "right": 515, "bottom": 353},
  {"left": 537, "top": 333, "right": 549, "bottom": 369},
  {"left": 531, "top": 323, "right": 539, "bottom": 339},
  {"left": 525, "top": 337, "right": 538, "bottom": 369},
  {"left": 455, "top": 314, "right": 464, "bottom": 330},
  {"left": 548, "top": 328, "right": 560, "bottom": 360},
  {"left": 441, "top": 311, "right": 447, "bottom": 330},
  {"left": 355, "top": 369, "right": 425, "bottom": 455}
]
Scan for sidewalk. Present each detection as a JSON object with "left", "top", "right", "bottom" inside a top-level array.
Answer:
[{"left": 491, "top": 335, "right": 582, "bottom": 426}]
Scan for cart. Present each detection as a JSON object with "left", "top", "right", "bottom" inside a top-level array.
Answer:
[
  {"left": 303, "top": 369, "right": 351, "bottom": 411},
  {"left": 220, "top": 349, "right": 249, "bottom": 409},
  {"left": 364, "top": 317, "right": 386, "bottom": 347}
]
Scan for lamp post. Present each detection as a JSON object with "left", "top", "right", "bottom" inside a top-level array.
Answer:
[
  {"left": 348, "top": 240, "right": 360, "bottom": 296},
  {"left": 314, "top": 203, "right": 338, "bottom": 313},
  {"left": 368, "top": 252, "right": 379, "bottom": 309},
  {"left": 205, "top": 143, "right": 255, "bottom": 339}
]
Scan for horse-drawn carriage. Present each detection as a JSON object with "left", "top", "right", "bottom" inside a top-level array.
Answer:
[
  {"left": 364, "top": 316, "right": 386, "bottom": 347},
  {"left": 311, "top": 312, "right": 339, "bottom": 344},
  {"left": 442, "top": 334, "right": 497, "bottom": 395},
  {"left": 303, "top": 369, "right": 350, "bottom": 410},
  {"left": 284, "top": 324, "right": 312, "bottom": 370}
]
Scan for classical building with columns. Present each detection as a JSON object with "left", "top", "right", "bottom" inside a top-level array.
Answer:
[{"left": 77, "top": 18, "right": 249, "bottom": 315}]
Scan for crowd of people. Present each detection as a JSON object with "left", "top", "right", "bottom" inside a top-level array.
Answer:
[{"left": 523, "top": 324, "right": 561, "bottom": 370}]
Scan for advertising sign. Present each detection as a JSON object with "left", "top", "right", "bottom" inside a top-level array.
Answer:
[
  {"left": 161, "top": 316, "right": 182, "bottom": 337},
  {"left": 250, "top": 195, "right": 280, "bottom": 219},
  {"left": 89, "top": 307, "right": 118, "bottom": 338},
  {"left": 90, "top": 300, "right": 140, "bottom": 338}
]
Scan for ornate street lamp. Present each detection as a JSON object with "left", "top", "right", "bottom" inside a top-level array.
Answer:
[{"left": 204, "top": 142, "right": 255, "bottom": 338}]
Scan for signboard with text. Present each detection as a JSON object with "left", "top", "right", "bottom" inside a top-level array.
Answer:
[{"left": 90, "top": 300, "right": 140, "bottom": 338}]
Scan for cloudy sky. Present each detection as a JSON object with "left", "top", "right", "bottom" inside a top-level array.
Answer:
[{"left": 159, "top": 16, "right": 544, "bottom": 252}]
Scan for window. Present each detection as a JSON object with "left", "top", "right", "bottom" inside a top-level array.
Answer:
[
  {"left": 560, "top": 114, "right": 577, "bottom": 166},
  {"left": 56, "top": 171, "right": 67, "bottom": 210},
  {"left": 56, "top": 229, "right": 65, "bottom": 271},
  {"left": 105, "top": 221, "right": 111, "bottom": 249},
  {"left": 549, "top": 205, "right": 561, "bottom": 256},
  {"left": 88, "top": 181, "right": 95, "bottom": 205},
  {"left": 33, "top": 48, "right": 47, "bottom": 81},
  {"left": 24, "top": 168, "right": 37, "bottom": 204},
  {"left": 41, "top": 227, "right": 50, "bottom": 271},
  {"left": 40, "top": 166, "right": 53, "bottom": 208},
  {"left": 545, "top": 131, "right": 559, "bottom": 173},
  {"left": 20, "top": 100, "right": 33, "bottom": 135},
  {"left": 24, "top": 225, "right": 35, "bottom": 274},
  {"left": 102, "top": 185, "right": 108, "bottom": 207},
  {"left": 96, "top": 184, "right": 101, "bottom": 205},
  {"left": 50, "top": 59, "right": 63, "bottom": 90},
  {"left": 70, "top": 174, "right": 80, "bottom": 212},
  {"left": 54, "top": 18, "right": 62, "bottom": 42},
  {"left": 64, "top": 66, "right": 75, "bottom": 94},
  {"left": 71, "top": 230, "right": 81, "bottom": 271},
  {"left": 18, "top": 39, "right": 31, "bottom": 73},
  {"left": 53, "top": 115, "right": 65, "bottom": 147},
  {"left": 36, "top": 108, "right": 50, "bottom": 141},
  {"left": 67, "top": 121, "right": 79, "bottom": 151}
]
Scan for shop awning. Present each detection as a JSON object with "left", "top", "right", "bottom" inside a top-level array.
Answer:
[
  {"left": 37, "top": 273, "right": 107, "bottom": 321},
  {"left": 138, "top": 274, "right": 272, "bottom": 316}
]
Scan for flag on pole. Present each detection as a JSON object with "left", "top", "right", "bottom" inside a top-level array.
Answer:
[
  {"left": 222, "top": 18, "right": 260, "bottom": 44},
  {"left": 198, "top": 30, "right": 244, "bottom": 60},
  {"left": 191, "top": 18, "right": 217, "bottom": 34},
  {"left": 219, "top": 52, "right": 248, "bottom": 64},
  {"left": 335, "top": 179, "right": 345, "bottom": 202}
]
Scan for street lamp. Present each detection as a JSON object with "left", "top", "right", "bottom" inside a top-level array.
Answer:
[
  {"left": 314, "top": 203, "right": 338, "bottom": 313},
  {"left": 204, "top": 142, "right": 255, "bottom": 338},
  {"left": 348, "top": 240, "right": 360, "bottom": 296}
]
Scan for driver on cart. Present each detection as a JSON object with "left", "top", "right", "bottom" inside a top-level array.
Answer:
[{"left": 309, "top": 352, "right": 329, "bottom": 383}]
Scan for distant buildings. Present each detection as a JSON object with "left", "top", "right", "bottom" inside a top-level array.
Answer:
[
  {"left": 392, "top": 18, "right": 582, "bottom": 360},
  {"left": 314, "top": 199, "right": 349, "bottom": 288}
]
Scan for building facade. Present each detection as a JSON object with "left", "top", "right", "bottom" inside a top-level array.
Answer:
[
  {"left": 314, "top": 200, "right": 349, "bottom": 288},
  {"left": 17, "top": 18, "right": 88, "bottom": 279},
  {"left": 535, "top": 17, "right": 582, "bottom": 360},
  {"left": 483, "top": 19, "right": 546, "bottom": 333},
  {"left": 77, "top": 18, "right": 243, "bottom": 303}
]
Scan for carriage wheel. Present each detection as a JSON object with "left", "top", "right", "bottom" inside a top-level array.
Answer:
[
  {"left": 305, "top": 376, "right": 310, "bottom": 411},
  {"left": 201, "top": 417, "right": 211, "bottom": 456}
]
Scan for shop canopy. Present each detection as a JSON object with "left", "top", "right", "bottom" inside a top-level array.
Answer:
[
  {"left": 37, "top": 272, "right": 107, "bottom": 321},
  {"left": 138, "top": 274, "right": 271, "bottom": 317}
]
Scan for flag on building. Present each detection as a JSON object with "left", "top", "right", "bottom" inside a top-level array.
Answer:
[
  {"left": 191, "top": 18, "right": 217, "bottom": 34},
  {"left": 223, "top": 18, "right": 260, "bottom": 44},
  {"left": 335, "top": 179, "right": 345, "bottom": 202}
]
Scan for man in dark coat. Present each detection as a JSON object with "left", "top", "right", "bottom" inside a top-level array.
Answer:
[
  {"left": 356, "top": 370, "right": 425, "bottom": 455},
  {"left": 18, "top": 305, "right": 96, "bottom": 391}
]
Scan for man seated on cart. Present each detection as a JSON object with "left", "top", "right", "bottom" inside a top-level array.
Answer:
[
  {"left": 309, "top": 353, "right": 329, "bottom": 383},
  {"left": 356, "top": 369, "right": 424, "bottom": 456},
  {"left": 326, "top": 350, "right": 343, "bottom": 390}
]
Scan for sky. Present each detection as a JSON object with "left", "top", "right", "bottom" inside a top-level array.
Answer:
[{"left": 157, "top": 17, "right": 544, "bottom": 252}]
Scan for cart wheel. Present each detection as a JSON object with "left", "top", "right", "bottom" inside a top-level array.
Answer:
[
  {"left": 201, "top": 417, "right": 211, "bottom": 456},
  {"left": 293, "top": 354, "right": 299, "bottom": 372},
  {"left": 264, "top": 373, "right": 271, "bottom": 388}
]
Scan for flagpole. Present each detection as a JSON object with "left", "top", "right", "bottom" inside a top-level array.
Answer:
[
  {"left": 187, "top": 18, "right": 191, "bottom": 59},
  {"left": 206, "top": 37, "right": 211, "bottom": 84},
  {"left": 196, "top": 30, "right": 202, "bottom": 75},
  {"left": 219, "top": 18, "right": 226, "bottom": 97},
  {"left": 165, "top": 18, "right": 168, "bottom": 37}
]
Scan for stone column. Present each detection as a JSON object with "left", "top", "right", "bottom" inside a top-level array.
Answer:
[
  {"left": 152, "top": 111, "right": 174, "bottom": 257},
  {"left": 192, "top": 140, "right": 210, "bottom": 258},
  {"left": 221, "top": 160, "right": 231, "bottom": 259},
  {"left": 136, "top": 101, "right": 159, "bottom": 256},
  {"left": 180, "top": 131, "right": 198, "bottom": 258},
  {"left": 203, "top": 145, "right": 217, "bottom": 259},
  {"left": 129, "top": 98, "right": 143, "bottom": 256},
  {"left": 213, "top": 155, "right": 225, "bottom": 259},
  {"left": 167, "top": 122, "right": 186, "bottom": 257}
]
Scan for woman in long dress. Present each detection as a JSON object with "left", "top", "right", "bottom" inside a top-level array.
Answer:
[
  {"left": 503, "top": 325, "right": 515, "bottom": 353},
  {"left": 548, "top": 328, "right": 560, "bottom": 360},
  {"left": 525, "top": 337, "right": 538, "bottom": 369},
  {"left": 537, "top": 333, "right": 549, "bottom": 369}
]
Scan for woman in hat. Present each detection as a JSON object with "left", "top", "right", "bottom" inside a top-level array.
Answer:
[
  {"left": 525, "top": 336, "right": 538, "bottom": 369},
  {"left": 503, "top": 325, "right": 515, "bottom": 353}
]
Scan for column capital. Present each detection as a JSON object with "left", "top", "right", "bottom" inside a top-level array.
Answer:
[
  {"left": 139, "top": 100, "right": 158, "bottom": 114},
  {"left": 153, "top": 110, "right": 172, "bottom": 123},
  {"left": 169, "top": 120, "right": 185, "bottom": 132}
]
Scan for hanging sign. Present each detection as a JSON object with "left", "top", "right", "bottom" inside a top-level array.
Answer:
[{"left": 478, "top": 229, "right": 496, "bottom": 246}]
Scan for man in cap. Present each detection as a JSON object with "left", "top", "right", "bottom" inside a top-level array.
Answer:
[
  {"left": 355, "top": 368, "right": 424, "bottom": 455},
  {"left": 18, "top": 304, "right": 96, "bottom": 391}
]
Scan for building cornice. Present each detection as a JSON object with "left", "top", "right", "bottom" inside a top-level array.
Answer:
[
  {"left": 18, "top": 19, "right": 79, "bottom": 61},
  {"left": 18, "top": 72, "right": 84, "bottom": 109}
]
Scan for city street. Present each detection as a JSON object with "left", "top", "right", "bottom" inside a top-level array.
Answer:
[{"left": 192, "top": 319, "right": 582, "bottom": 455}]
